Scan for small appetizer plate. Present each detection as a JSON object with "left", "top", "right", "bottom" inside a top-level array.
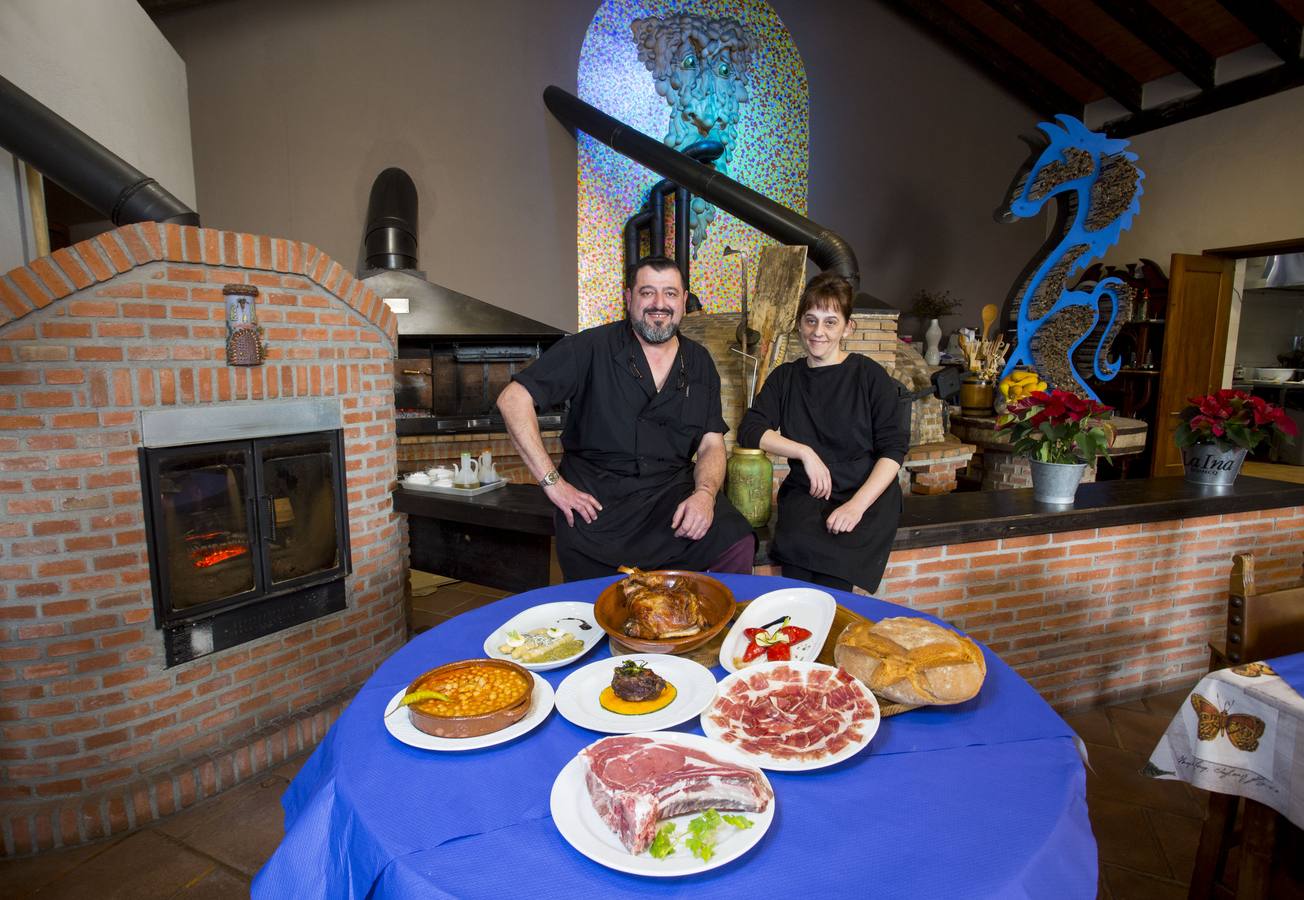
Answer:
[
  {"left": 554, "top": 654, "right": 717, "bottom": 734},
  {"left": 482, "top": 601, "right": 603, "bottom": 671},
  {"left": 382, "top": 672, "right": 554, "bottom": 751},
  {"left": 550, "top": 731, "right": 774, "bottom": 877},
  {"left": 718, "top": 587, "right": 836, "bottom": 674},
  {"left": 702, "top": 661, "right": 880, "bottom": 771}
]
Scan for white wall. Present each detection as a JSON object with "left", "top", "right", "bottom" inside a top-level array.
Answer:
[
  {"left": 1108, "top": 86, "right": 1304, "bottom": 266},
  {"left": 0, "top": 0, "right": 196, "bottom": 270}
]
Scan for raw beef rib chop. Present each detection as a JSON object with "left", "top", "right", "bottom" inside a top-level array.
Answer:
[{"left": 580, "top": 735, "right": 772, "bottom": 854}]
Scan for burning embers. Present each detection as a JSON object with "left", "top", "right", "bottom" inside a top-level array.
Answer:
[{"left": 185, "top": 531, "right": 251, "bottom": 569}]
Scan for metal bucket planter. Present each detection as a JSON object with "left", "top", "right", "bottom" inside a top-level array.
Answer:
[
  {"left": 1182, "top": 444, "right": 1247, "bottom": 486},
  {"left": 1029, "top": 460, "right": 1087, "bottom": 504}
]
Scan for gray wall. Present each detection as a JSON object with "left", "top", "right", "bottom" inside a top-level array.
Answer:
[{"left": 157, "top": 0, "right": 1046, "bottom": 333}]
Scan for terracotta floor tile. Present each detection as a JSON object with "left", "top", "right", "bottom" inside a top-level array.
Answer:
[
  {"left": 1102, "top": 864, "right": 1188, "bottom": 900},
  {"left": 1088, "top": 796, "right": 1171, "bottom": 877},
  {"left": 156, "top": 775, "right": 289, "bottom": 877},
  {"left": 1144, "top": 686, "right": 1197, "bottom": 721},
  {"left": 1067, "top": 707, "right": 1118, "bottom": 748},
  {"left": 1107, "top": 706, "right": 1173, "bottom": 755},
  {"left": 271, "top": 752, "right": 310, "bottom": 782},
  {"left": 1085, "top": 742, "right": 1205, "bottom": 818},
  {"left": 22, "top": 830, "right": 215, "bottom": 900},
  {"left": 171, "top": 863, "right": 251, "bottom": 898},
  {"left": 0, "top": 836, "right": 125, "bottom": 900},
  {"left": 1148, "top": 808, "right": 1203, "bottom": 885}
]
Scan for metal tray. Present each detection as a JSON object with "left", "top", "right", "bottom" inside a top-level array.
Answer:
[{"left": 400, "top": 479, "right": 507, "bottom": 497}]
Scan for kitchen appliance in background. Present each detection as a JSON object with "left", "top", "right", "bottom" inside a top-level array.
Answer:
[{"left": 359, "top": 168, "right": 567, "bottom": 435}]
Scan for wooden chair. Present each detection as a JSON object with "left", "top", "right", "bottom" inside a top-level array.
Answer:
[{"left": 1191, "top": 554, "right": 1304, "bottom": 900}]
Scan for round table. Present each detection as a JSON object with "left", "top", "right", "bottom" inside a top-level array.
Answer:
[{"left": 254, "top": 574, "right": 1096, "bottom": 898}]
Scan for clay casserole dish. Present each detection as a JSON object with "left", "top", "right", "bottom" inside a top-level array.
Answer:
[
  {"left": 594, "top": 571, "right": 735, "bottom": 654},
  {"left": 404, "top": 658, "right": 534, "bottom": 739}
]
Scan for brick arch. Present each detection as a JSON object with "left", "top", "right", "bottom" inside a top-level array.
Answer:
[
  {"left": 0, "top": 223, "right": 396, "bottom": 342},
  {"left": 0, "top": 226, "right": 406, "bottom": 857}
]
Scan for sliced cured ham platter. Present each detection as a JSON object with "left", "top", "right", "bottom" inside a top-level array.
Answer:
[{"left": 701, "top": 661, "right": 881, "bottom": 771}]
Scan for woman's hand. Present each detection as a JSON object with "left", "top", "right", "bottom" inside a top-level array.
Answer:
[
  {"left": 801, "top": 447, "right": 832, "bottom": 500},
  {"left": 826, "top": 501, "right": 866, "bottom": 534}
]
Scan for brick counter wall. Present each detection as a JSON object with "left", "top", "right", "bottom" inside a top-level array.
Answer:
[
  {"left": 878, "top": 507, "right": 1304, "bottom": 711},
  {"left": 0, "top": 224, "right": 407, "bottom": 856}
]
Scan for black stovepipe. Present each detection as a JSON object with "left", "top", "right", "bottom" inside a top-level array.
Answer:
[
  {"left": 0, "top": 74, "right": 198, "bottom": 226},
  {"left": 543, "top": 85, "right": 860, "bottom": 288}
]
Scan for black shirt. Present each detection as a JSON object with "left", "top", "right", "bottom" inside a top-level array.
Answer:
[{"left": 513, "top": 321, "right": 751, "bottom": 578}]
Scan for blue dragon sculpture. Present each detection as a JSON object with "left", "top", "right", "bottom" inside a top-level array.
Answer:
[{"left": 997, "top": 115, "right": 1144, "bottom": 400}]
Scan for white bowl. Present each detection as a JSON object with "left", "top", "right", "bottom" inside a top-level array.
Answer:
[{"left": 1255, "top": 367, "right": 1295, "bottom": 383}]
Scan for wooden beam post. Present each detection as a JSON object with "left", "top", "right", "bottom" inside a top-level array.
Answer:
[
  {"left": 1091, "top": 0, "right": 1217, "bottom": 90},
  {"left": 1217, "top": 0, "right": 1304, "bottom": 63}
]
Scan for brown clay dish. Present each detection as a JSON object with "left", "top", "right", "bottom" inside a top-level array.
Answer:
[
  {"left": 594, "top": 571, "right": 734, "bottom": 654},
  {"left": 404, "top": 658, "right": 534, "bottom": 739}
]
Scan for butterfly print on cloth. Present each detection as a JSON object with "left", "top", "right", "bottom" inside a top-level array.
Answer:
[
  {"left": 1231, "top": 662, "right": 1275, "bottom": 678},
  {"left": 1191, "top": 694, "right": 1266, "bottom": 752}
]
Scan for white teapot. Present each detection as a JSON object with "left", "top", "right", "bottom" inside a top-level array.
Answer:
[{"left": 452, "top": 452, "right": 479, "bottom": 487}]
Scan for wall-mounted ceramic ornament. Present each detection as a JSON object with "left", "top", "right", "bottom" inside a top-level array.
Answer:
[{"left": 223, "top": 284, "right": 265, "bottom": 366}]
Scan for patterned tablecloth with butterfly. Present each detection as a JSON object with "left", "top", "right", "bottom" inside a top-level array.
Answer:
[{"left": 1146, "top": 653, "right": 1304, "bottom": 829}]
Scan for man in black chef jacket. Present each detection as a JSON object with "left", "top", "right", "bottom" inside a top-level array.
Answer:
[{"left": 496, "top": 256, "right": 755, "bottom": 581}]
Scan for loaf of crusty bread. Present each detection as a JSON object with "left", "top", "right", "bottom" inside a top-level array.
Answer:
[{"left": 834, "top": 617, "right": 986, "bottom": 706}]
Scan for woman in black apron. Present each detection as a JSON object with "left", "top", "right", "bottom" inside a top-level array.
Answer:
[{"left": 737, "top": 274, "right": 908, "bottom": 593}]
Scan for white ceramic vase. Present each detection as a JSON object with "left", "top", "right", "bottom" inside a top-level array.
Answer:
[{"left": 924, "top": 318, "right": 942, "bottom": 366}]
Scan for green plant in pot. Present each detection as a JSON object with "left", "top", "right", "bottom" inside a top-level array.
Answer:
[
  {"left": 1175, "top": 389, "right": 1297, "bottom": 486},
  {"left": 997, "top": 389, "right": 1114, "bottom": 504}
]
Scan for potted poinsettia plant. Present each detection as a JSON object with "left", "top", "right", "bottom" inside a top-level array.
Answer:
[
  {"left": 1175, "top": 389, "right": 1297, "bottom": 485},
  {"left": 996, "top": 389, "right": 1115, "bottom": 504}
]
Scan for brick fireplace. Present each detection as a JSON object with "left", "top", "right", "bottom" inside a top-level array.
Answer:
[{"left": 0, "top": 223, "right": 407, "bottom": 856}]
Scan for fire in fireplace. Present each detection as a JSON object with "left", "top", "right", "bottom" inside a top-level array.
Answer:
[{"left": 138, "top": 401, "right": 352, "bottom": 666}]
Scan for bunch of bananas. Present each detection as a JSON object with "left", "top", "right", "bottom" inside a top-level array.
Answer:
[{"left": 999, "top": 370, "right": 1047, "bottom": 403}]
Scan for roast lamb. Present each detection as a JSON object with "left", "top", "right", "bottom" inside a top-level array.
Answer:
[
  {"left": 618, "top": 566, "right": 707, "bottom": 639},
  {"left": 580, "top": 735, "right": 772, "bottom": 854}
]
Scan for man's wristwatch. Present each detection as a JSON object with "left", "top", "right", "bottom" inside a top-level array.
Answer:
[{"left": 539, "top": 469, "right": 561, "bottom": 487}]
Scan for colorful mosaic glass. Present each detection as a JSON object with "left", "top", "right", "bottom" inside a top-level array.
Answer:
[{"left": 577, "top": 0, "right": 808, "bottom": 328}]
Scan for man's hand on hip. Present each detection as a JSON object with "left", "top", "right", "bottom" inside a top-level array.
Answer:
[
  {"left": 545, "top": 478, "right": 602, "bottom": 527},
  {"left": 671, "top": 489, "right": 715, "bottom": 541}
]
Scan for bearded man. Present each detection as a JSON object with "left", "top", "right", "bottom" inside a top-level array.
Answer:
[{"left": 497, "top": 256, "right": 755, "bottom": 581}]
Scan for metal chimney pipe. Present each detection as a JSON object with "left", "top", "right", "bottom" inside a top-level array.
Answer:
[{"left": 0, "top": 74, "right": 198, "bottom": 226}]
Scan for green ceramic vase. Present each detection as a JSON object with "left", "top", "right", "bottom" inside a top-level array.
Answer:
[{"left": 726, "top": 447, "right": 773, "bottom": 528}]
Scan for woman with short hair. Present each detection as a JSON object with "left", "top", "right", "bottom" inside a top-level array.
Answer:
[{"left": 736, "top": 273, "right": 907, "bottom": 592}]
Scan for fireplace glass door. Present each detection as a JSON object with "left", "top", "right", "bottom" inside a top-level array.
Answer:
[
  {"left": 256, "top": 435, "right": 344, "bottom": 590},
  {"left": 156, "top": 444, "right": 259, "bottom": 610},
  {"left": 141, "top": 430, "right": 350, "bottom": 629}
]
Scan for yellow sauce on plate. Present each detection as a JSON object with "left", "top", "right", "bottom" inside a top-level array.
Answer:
[{"left": 598, "top": 683, "right": 677, "bottom": 715}]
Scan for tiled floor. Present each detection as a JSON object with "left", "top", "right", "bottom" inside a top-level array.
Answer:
[{"left": 0, "top": 579, "right": 1267, "bottom": 899}]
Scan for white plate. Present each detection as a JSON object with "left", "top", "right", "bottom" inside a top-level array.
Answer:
[
  {"left": 554, "top": 654, "right": 718, "bottom": 734},
  {"left": 482, "top": 602, "right": 603, "bottom": 671},
  {"left": 702, "top": 661, "right": 880, "bottom": 771},
  {"left": 549, "top": 731, "right": 774, "bottom": 876},
  {"left": 382, "top": 672, "right": 554, "bottom": 751},
  {"left": 718, "top": 587, "right": 836, "bottom": 674}
]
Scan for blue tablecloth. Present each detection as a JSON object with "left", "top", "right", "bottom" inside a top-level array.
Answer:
[
  {"left": 1267, "top": 651, "right": 1304, "bottom": 699},
  {"left": 254, "top": 575, "right": 1096, "bottom": 898}
]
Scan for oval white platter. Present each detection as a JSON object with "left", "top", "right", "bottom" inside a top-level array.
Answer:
[
  {"left": 701, "top": 660, "right": 880, "bottom": 771},
  {"left": 382, "top": 672, "right": 554, "bottom": 751},
  {"left": 717, "top": 587, "right": 835, "bottom": 674},
  {"left": 550, "top": 731, "right": 774, "bottom": 877},
  {"left": 554, "top": 654, "right": 717, "bottom": 734},
  {"left": 482, "top": 601, "right": 603, "bottom": 671}
]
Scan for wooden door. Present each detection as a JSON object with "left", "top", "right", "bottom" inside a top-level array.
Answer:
[{"left": 1150, "top": 254, "right": 1236, "bottom": 476}]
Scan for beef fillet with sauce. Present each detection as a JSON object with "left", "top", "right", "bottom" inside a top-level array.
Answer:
[{"left": 610, "top": 660, "right": 666, "bottom": 702}]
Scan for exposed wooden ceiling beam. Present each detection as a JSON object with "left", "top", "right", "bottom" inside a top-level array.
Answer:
[
  {"left": 1090, "top": 0, "right": 1217, "bottom": 90},
  {"left": 1103, "top": 59, "right": 1304, "bottom": 137},
  {"left": 1216, "top": 0, "right": 1304, "bottom": 63},
  {"left": 981, "top": 0, "right": 1144, "bottom": 113},
  {"left": 887, "top": 0, "right": 1081, "bottom": 117}
]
